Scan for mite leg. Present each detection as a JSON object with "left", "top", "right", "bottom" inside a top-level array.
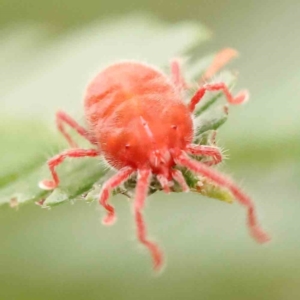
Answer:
[
  {"left": 56, "top": 110, "right": 96, "bottom": 147},
  {"left": 134, "top": 169, "right": 163, "bottom": 271},
  {"left": 157, "top": 174, "right": 171, "bottom": 194},
  {"left": 39, "top": 149, "right": 99, "bottom": 190},
  {"left": 170, "top": 58, "right": 189, "bottom": 91},
  {"left": 189, "top": 83, "right": 249, "bottom": 112},
  {"left": 171, "top": 49, "right": 238, "bottom": 91},
  {"left": 186, "top": 144, "right": 222, "bottom": 166},
  {"left": 171, "top": 169, "right": 189, "bottom": 192},
  {"left": 201, "top": 48, "right": 238, "bottom": 82},
  {"left": 175, "top": 151, "right": 270, "bottom": 244},
  {"left": 99, "top": 167, "right": 134, "bottom": 225}
]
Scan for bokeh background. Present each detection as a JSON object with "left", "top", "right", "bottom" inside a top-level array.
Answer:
[{"left": 1, "top": 1, "right": 300, "bottom": 299}]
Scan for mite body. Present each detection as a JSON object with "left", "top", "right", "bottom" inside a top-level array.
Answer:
[
  {"left": 40, "top": 50, "right": 270, "bottom": 271},
  {"left": 84, "top": 62, "right": 193, "bottom": 173}
]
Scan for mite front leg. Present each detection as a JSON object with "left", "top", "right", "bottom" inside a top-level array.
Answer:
[
  {"left": 39, "top": 149, "right": 99, "bottom": 190},
  {"left": 189, "top": 83, "right": 249, "bottom": 112},
  {"left": 171, "top": 169, "right": 189, "bottom": 192},
  {"left": 99, "top": 166, "right": 134, "bottom": 225},
  {"left": 186, "top": 144, "right": 222, "bottom": 166},
  {"left": 175, "top": 151, "right": 270, "bottom": 244},
  {"left": 157, "top": 174, "right": 171, "bottom": 194},
  {"left": 56, "top": 110, "right": 97, "bottom": 147},
  {"left": 134, "top": 169, "right": 163, "bottom": 271}
]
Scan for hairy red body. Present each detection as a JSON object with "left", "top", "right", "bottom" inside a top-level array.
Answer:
[
  {"left": 39, "top": 50, "right": 270, "bottom": 271},
  {"left": 84, "top": 62, "right": 193, "bottom": 173}
]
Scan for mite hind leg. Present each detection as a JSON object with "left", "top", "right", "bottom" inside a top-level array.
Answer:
[
  {"left": 39, "top": 148, "right": 99, "bottom": 190},
  {"left": 170, "top": 58, "right": 189, "bottom": 91},
  {"left": 189, "top": 82, "right": 249, "bottom": 112},
  {"left": 170, "top": 48, "right": 238, "bottom": 91},
  {"left": 56, "top": 110, "right": 96, "bottom": 147},
  {"left": 201, "top": 48, "right": 238, "bottom": 82}
]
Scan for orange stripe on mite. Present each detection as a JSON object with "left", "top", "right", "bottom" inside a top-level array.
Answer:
[{"left": 39, "top": 49, "right": 270, "bottom": 272}]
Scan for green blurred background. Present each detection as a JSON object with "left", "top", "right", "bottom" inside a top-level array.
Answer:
[{"left": 1, "top": 1, "right": 300, "bottom": 299}]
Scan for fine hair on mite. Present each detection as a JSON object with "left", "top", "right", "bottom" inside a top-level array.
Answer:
[{"left": 39, "top": 48, "right": 270, "bottom": 271}]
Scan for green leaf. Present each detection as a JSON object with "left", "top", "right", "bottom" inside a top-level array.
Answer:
[
  {"left": 0, "top": 165, "right": 50, "bottom": 207},
  {"left": 0, "top": 118, "right": 61, "bottom": 188},
  {"left": 191, "top": 178, "right": 234, "bottom": 204},
  {"left": 0, "top": 16, "right": 241, "bottom": 208},
  {"left": 43, "top": 159, "right": 107, "bottom": 207},
  {"left": 194, "top": 104, "right": 228, "bottom": 138}
]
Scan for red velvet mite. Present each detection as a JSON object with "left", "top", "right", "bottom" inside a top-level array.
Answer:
[{"left": 39, "top": 49, "right": 270, "bottom": 271}]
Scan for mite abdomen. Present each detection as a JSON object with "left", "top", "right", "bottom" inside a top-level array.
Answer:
[{"left": 84, "top": 62, "right": 193, "bottom": 169}]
